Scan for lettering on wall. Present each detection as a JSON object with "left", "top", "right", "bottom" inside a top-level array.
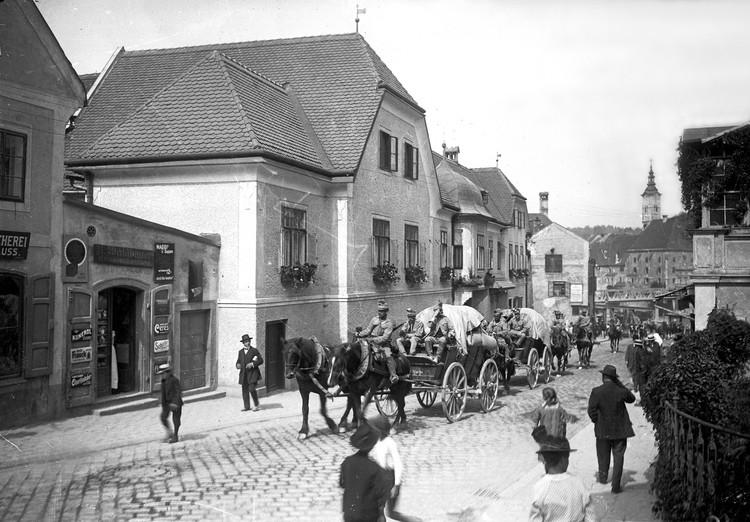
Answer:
[
  {"left": 0, "top": 230, "right": 30, "bottom": 260},
  {"left": 154, "top": 243, "right": 175, "bottom": 283},
  {"left": 93, "top": 244, "right": 154, "bottom": 267}
]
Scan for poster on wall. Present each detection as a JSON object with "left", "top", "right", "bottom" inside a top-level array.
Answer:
[
  {"left": 570, "top": 283, "right": 584, "bottom": 304},
  {"left": 71, "top": 346, "right": 93, "bottom": 363},
  {"left": 71, "top": 370, "right": 92, "bottom": 388},
  {"left": 154, "top": 243, "right": 175, "bottom": 283},
  {"left": 62, "top": 235, "right": 89, "bottom": 283}
]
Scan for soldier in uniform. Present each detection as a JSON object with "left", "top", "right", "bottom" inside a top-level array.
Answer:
[
  {"left": 357, "top": 301, "right": 399, "bottom": 384},
  {"left": 396, "top": 307, "right": 425, "bottom": 356},
  {"left": 487, "top": 308, "right": 512, "bottom": 359},
  {"left": 423, "top": 302, "right": 456, "bottom": 362},
  {"left": 507, "top": 307, "right": 531, "bottom": 348}
]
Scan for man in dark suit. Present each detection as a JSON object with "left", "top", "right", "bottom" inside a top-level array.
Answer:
[
  {"left": 340, "top": 423, "right": 389, "bottom": 522},
  {"left": 156, "top": 363, "right": 183, "bottom": 443},
  {"left": 587, "top": 364, "right": 635, "bottom": 494},
  {"left": 236, "top": 334, "right": 263, "bottom": 411}
]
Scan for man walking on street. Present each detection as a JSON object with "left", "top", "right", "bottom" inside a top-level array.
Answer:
[
  {"left": 587, "top": 364, "right": 635, "bottom": 494},
  {"left": 157, "top": 363, "right": 183, "bottom": 443},
  {"left": 236, "top": 334, "right": 263, "bottom": 411}
]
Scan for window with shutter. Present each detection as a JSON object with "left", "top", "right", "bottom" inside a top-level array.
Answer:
[
  {"left": 1, "top": 273, "right": 24, "bottom": 379},
  {"left": 372, "top": 218, "right": 390, "bottom": 266},
  {"left": 379, "top": 131, "right": 398, "bottom": 172},
  {"left": 545, "top": 254, "right": 562, "bottom": 272},
  {"left": 24, "top": 274, "right": 54, "bottom": 377},
  {"left": 404, "top": 225, "right": 419, "bottom": 267},
  {"left": 404, "top": 143, "right": 419, "bottom": 179}
]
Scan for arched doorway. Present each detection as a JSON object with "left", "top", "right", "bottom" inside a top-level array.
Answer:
[{"left": 95, "top": 286, "right": 140, "bottom": 397}]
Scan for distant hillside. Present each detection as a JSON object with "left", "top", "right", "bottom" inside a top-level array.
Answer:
[{"left": 569, "top": 225, "right": 641, "bottom": 240}]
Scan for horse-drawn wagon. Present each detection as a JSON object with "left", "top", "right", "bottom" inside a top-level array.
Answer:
[
  {"left": 374, "top": 304, "right": 502, "bottom": 423},
  {"left": 506, "top": 307, "right": 553, "bottom": 388}
]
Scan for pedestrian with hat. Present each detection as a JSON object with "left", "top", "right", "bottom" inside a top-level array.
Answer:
[
  {"left": 156, "top": 362, "right": 183, "bottom": 443},
  {"left": 587, "top": 364, "right": 635, "bottom": 494},
  {"left": 340, "top": 423, "right": 390, "bottom": 522},
  {"left": 396, "top": 307, "right": 425, "bottom": 356},
  {"left": 236, "top": 334, "right": 263, "bottom": 411},
  {"left": 634, "top": 333, "right": 661, "bottom": 404},
  {"left": 357, "top": 301, "right": 399, "bottom": 383},
  {"left": 530, "top": 436, "right": 595, "bottom": 522}
]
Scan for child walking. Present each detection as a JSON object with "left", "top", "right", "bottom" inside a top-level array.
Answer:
[
  {"left": 369, "top": 415, "right": 403, "bottom": 520},
  {"left": 532, "top": 387, "right": 575, "bottom": 439}
]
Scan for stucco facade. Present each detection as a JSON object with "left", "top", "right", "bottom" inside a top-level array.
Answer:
[{"left": 528, "top": 223, "right": 589, "bottom": 323}]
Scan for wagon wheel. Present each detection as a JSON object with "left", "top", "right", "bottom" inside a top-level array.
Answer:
[
  {"left": 374, "top": 392, "right": 398, "bottom": 419},
  {"left": 416, "top": 391, "right": 438, "bottom": 408},
  {"left": 441, "top": 362, "right": 467, "bottom": 423},
  {"left": 542, "top": 345, "right": 553, "bottom": 384},
  {"left": 479, "top": 358, "right": 499, "bottom": 413},
  {"left": 526, "top": 347, "right": 540, "bottom": 389}
]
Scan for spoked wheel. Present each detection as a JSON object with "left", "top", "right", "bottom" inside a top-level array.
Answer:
[
  {"left": 479, "top": 359, "right": 499, "bottom": 413},
  {"left": 526, "top": 348, "right": 540, "bottom": 389},
  {"left": 374, "top": 392, "right": 398, "bottom": 419},
  {"left": 441, "top": 362, "right": 467, "bottom": 423},
  {"left": 542, "top": 346, "right": 552, "bottom": 384},
  {"left": 416, "top": 391, "right": 438, "bottom": 408}
]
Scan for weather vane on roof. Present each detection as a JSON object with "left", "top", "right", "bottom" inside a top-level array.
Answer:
[
  {"left": 356, "top": 5, "right": 366, "bottom": 33},
  {"left": 496, "top": 152, "right": 502, "bottom": 168}
]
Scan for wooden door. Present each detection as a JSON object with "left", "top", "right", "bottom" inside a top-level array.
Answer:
[
  {"left": 179, "top": 310, "right": 208, "bottom": 391},
  {"left": 264, "top": 321, "right": 286, "bottom": 392},
  {"left": 67, "top": 287, "right": 95, "bottom": 407}
]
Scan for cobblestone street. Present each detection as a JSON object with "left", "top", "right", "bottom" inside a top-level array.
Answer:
[{"left": 0, "top": 343, "right": 650, "bottom": 521}]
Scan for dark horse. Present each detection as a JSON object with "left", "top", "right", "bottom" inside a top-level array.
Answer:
[
  {"left": 328, "top": 340, "right": 412, "bottom": 428},
  {"left": 549, "top": 326, "right": 569, "bottom": 374},
  {"left": 281, "top": 337, "right": 356, "bottom": 440},
  {"left": 573, "top": 326, "right": 594, "bottom": 369},
  {"left": 608, "top": 323, "right": 622, "bottom": 353}
]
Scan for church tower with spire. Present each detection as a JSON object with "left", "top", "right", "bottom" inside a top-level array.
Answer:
[{"left": 641, "top": 161, "right": 662, "bottom": 228}]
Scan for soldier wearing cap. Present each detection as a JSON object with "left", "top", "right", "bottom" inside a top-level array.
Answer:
[
  {"left": 358, "top": 301, "right": 399, "bottom": 383},
  {"left": 423, "top": 302, "right": 456, "bottom": 362},
  {"left": 588, "top": 364, "right": 635, "bottom": 494},
  {"left": 487, "top": 308, "right": 512, "bottom": 357},
  {"left": 156, "top": 362, "right": 183, "bottom": 443},
  {"left": 507, "top": 307, "right": 531, "bottom": 349},
  {"left": 396, "top": 307, "right": 425, "bottom": 356}
]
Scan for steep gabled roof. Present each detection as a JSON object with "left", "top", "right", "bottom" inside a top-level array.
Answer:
[
  {"left": 629, "top": 214, "right": 692, "bottom": 252},
  {"left": 434, "top": 155, "right": 493, "bottom": 219},
  {"left": 590, "top": 234, "right": 637, "bottom": 265},
  {"left": 529, "top": 213, "right": 553, "bottom": 234},
  {"left": 79, "top": 52, "right": 321, "bottom": 167},
  {"left": 681, "top": 125, "right": 737, "bottom": 143},
  {"left": 470, "top": 166, "right": 527, "bottom": 225},
  {"left": 66, "top": 33, "right": 417, "bottom": 173}
]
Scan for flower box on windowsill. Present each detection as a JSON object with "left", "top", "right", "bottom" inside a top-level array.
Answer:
[
  {"left": 373, "top": 263, "right": 400, "bottom": 287},
  {"left": 439, "top": 266, "right": 454, "bottom": 283},
  {"left": 510, "top": 269, "right": 529, "bottom": 278},
  {"left": 279, "top": 263, "right": 317, "bottom": 291},
  {"left": 404, "top": 265, "right": 428, "bottom": 286}
]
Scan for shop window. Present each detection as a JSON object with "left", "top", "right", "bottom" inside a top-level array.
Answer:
[
  {"left": 404, "top": 224, "right": 419, "bottom": 267},
  {"left": 549, "top": 281, "right": 568, "bottom": 297},
  {"left": 545, "top": 254, "right": 562, "bottom": 273},
  {"left": 0, "top": 274, "right": 23, "bottom": 379},
  {"left": 281, "top": 206, "right": 307, "bottom": 266},
  {"left": 379, "top": 131, "right": 398, "bottom": 172},
  {"left": 1, "top": 130, "right": 26, "bottom": 202},
  {"left": 404, "top": 143, "right": 418, "bottom": 179},
  {"left": 440, "top": 230, "right": 449, "bottom": 268},
  {"left": 372, "top": 218, "right": 390, "bottom": 266}
]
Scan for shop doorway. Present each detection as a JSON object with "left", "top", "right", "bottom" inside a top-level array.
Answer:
[
  {"left": 179, "top": 310, "right": 208, "bottom": 391},
  {"left": 96, "top": 287, "right": 138, "bottom": 398},
  {"left": 265, "top": 321, "right": 286, "bottom": 392}
]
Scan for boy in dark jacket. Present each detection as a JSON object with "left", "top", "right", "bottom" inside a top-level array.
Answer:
[
  {"left": 340, "top": 423, "right": 389, "bottom": 522},
  {"left": 157, "top": 363, "right": 183, "bottom": 443}
]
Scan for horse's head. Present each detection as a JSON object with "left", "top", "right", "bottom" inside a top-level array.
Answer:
[
  {"left": 281, "top": 337, "right": 302, "bottom": 379},
  {"left": 327, "top": 341, "right": 361, "bottom": 388}
]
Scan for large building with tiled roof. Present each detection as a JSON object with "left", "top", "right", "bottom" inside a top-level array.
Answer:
[
  {"left": 680, "top": 123, "right": 750, "bottom": 329},
  {"left": 64, "top": 33, "right": 454, "bottom": 390},
  {"left": 590, "top": 233, "right": 637, "bottom": 290},
  {"left": 625, "top": 214, "right": 693, "bottom": 290}
]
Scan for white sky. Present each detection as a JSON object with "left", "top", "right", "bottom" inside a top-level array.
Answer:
[{"left": 38, "top": 0, "right": 750, "bottom": 228}]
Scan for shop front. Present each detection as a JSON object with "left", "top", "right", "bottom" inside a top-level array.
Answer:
[{"left": 63, "top": 199, "right": 220, "bottom": 409}]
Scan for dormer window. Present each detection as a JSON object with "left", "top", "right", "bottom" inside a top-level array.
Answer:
[
  {"left": 482, "top": 192, "right": 489, "bottom": 205},
  {"left": 379, "top": 131, "right": 398, "bottom": 172}
]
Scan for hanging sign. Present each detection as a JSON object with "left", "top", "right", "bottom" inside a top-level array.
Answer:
[
  {"left": 154, "top": 243, "right": 175, "bottom": 283},
  {"left": 0, "top": 230, "right": 30, "bottom": 259}
]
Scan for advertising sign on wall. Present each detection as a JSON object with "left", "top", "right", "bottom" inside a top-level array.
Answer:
[
  {"left": 71, "top": 327, "right": 93, "bottom": 343},
  {"left": 154, "top": 243, "right": 175, "bottom": 283},
  {"left": 71, "top": 370, "right": 92, "bottom": 388},
  {"left": 154, "top": 339, "right": 170, "bottom": 353},
  {"left": 71, "top": 346, "right": 93, "bottom": 363},
  {"left": 0, "top": 230, "right": 30, "bottom": 260},
  {"left": 570, "top": 283, "right": 584, "bottom": 304},
  {"left": 62, "top": 235, "right": 89, "bottom": 282}
]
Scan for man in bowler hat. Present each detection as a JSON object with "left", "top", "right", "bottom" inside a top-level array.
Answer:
[
  {"left": 587, "top": 364, "right": 635, "bottom": 493},
  {"left": 236, "top": 334, "right": 263, "bottom": 411},
  {"left": 156, "top": 363, "right": 183, "bottom": 443},
  {"left": 340, "top": 423, "right": 389, "bottom": 522}
]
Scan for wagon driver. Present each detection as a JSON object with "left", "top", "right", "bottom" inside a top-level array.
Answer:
[
  {"left": 551, "top": 310, "right": 570, "bottom": 348},
  {"left": 357, "top": 301, "right": 399, "bottom": 384}
]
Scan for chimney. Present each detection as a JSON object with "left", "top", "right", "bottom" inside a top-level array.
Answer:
[
  {"left": 662, "top": 214, "right": 668, "bottom": 223},
  {"left": 444, "top": 145, "right": 460, "bottom": 162},
  {"left": 539, "top": 192, "right": 549, "bottom": 216}
]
